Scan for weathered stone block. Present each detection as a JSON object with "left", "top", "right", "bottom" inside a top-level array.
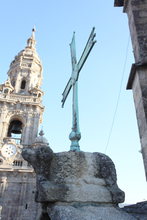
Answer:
[
  {"left": 48, "top": 205, "right": 136, "bottom": 220},
  {"left": 22, "top": 146, "right": 125, "bottom": 205},
  {"left": 22, "top": 144, "right": 139, "bottom": 219},
  {"left": 123, "top": 201, "right": 147, "bottom": 219}
]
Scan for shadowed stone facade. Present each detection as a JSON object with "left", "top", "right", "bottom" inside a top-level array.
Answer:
[
  {"left": 0, "top": 29, "right": 44, "bottom": 219},
  {"left": 115, "top": 0, "right": 147, "bottom": 180},
  {"left": 123, "top": 201, "right": 147, "bottom": 220},
  {"left": 0, "top": 171, "right": 41, "bottom": 219},
  {"left": 114, "top": 1, "right": 147, "bottom": 219}
]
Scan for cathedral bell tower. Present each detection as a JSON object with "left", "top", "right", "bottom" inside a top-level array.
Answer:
[
  {"left": 0, "top": 29, "right": 44, "bottom": 219},
  {"left": 0, "top": 28, "right": 44, "bottom": 166}
]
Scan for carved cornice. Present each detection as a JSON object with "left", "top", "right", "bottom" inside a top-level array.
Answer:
[
  {"left": 127, "top": 63, "right": 147, "bottom": 89},
  {"left": 114, "top": 0, "right": 124, "bottom": 6},
  {"left": 0, "top": 93, "right": 43, "bottom": 106}
]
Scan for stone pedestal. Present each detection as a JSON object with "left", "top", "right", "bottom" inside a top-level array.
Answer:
[{"left": 22, "top": 144, "right": 136, "bottom": 220}]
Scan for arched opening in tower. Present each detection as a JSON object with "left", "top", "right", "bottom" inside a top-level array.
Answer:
[
  {"left": 21, "top": 80, "right": 26, "bottom": 89},
  {"left": 7, "top": 120, "right": 23, "bottom": 144}
]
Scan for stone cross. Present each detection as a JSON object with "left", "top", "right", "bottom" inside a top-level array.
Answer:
[{"left": 61, "top": 27, "right": 96, "bottom": 151}]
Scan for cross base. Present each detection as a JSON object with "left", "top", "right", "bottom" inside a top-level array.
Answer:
[
  {"left": 69, "top": 131, "right": 81, "bottom": 152},
  {"left": 70, "top": 143, "right": 80, "bottom": 152}
]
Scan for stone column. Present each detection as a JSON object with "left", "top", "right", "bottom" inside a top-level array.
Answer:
[
  {"left": 0, "top": 104, "right": 9, "bottom": 143},
  {"left": 31, "top": 113, "right": 40, "bottom": 143},
  {"left": 115, "top": 0, "right": 147, "bottom": 179},
  {"left": 22, "top": 114, "right": 33, "bottom": 146}
]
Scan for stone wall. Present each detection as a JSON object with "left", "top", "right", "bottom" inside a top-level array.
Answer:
[
  {"left": 0, "top": 171, "right": 41, "bottom": 220},
  {"left": 114, "top": 0, "right": 147, "bottom": 217}
]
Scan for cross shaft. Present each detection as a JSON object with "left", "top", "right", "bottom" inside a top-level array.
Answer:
[{"left": 61, "top": 28, "right": 96, "bottom": 151}]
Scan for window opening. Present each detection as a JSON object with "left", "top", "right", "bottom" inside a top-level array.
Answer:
[
  {"left": 21, "top": 80, "right": 26, "bottom": 89},
  {"left": 13, "top": 160, "right": 23, "bottom": 166}
]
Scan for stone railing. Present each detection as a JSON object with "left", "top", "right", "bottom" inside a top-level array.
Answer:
[{"left": 0, "top": 93, "right": 42, "bottom": 104}]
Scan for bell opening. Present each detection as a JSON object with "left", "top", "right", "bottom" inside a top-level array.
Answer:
[{"left": 7, "top": 120, "right": 23, "bottom": 140}]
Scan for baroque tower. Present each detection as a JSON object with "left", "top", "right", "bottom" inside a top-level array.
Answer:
[{"left": 0, "top": 29, "right": 44, "bottom": 219}]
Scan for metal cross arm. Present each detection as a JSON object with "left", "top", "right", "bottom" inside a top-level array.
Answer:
[
  {"left": 61, "top": 27, "right": 96, "bottom": 108},
  {"left": 61, "top": 77, "right": 72, "bottom": 108},
  {"left": 77, "top": 27, "right": 96, "bottom": 80}
]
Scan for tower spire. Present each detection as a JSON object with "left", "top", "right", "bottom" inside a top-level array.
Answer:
[
  {"left": 32, "top": 26, "right": 36, "bottom": 40},
  {"left": 26, "top": 27, "right": 36, "bottom": 49}
]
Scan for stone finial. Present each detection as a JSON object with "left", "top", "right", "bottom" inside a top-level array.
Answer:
[
  {"left": 32, "top": 26, "right": 36, "bottom": 40},
  {"left": 39, "top": 129, "right": 44, "bottom": 136},
  {"left": 33, "top": 129, "right": 49, "bottom": 146},
  {"left": 0, "top": 78, "right": 14, "bottom": 94}
]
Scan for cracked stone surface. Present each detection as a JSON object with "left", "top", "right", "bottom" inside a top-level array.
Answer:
[
  {"left": 48, "top": 205, "right": 136, "bottom": 220},
  {"left": 22, "top": 145, "right": 137, "bottom": 219}
]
